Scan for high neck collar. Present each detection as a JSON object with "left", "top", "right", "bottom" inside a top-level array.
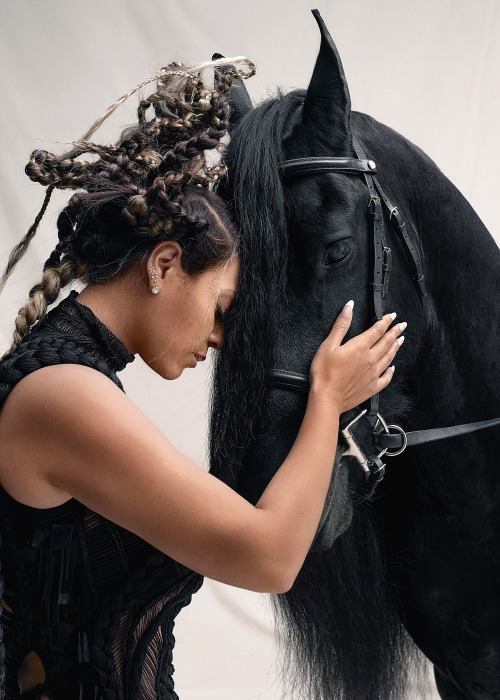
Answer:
[{"left": 55, "top": 290, "right": 136, "bottom": 373}]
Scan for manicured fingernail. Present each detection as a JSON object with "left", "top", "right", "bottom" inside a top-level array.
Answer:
[
  {"left": 399, "top": 321, "right": 407, "bottom": 331},
  {"left": 341, "top": 300, "right": 354, "bottom": 317},
  {"left": 397, "top": 336, "right": 405, "bottom": 346},
  {"left": 389, "top": 312, "right": 397, "bottom": 320},
  {"left": 391, "top": 365, "right": 396, "bottom": 372}
]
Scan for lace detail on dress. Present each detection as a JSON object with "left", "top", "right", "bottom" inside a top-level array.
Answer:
[{"left": 0, "top": 290, "right": 204, "bottom": 699}]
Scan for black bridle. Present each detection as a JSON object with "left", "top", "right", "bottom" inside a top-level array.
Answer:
[{"left": 271, "top": 136, "right": 500, "bottom": 498}]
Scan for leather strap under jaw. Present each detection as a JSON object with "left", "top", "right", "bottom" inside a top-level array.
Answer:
[
  {"left": 271, "top": 370, "right": 311, "bottom": 393},
  {"left": 271, "top": 369, "right": 311, "bottom": 393}
]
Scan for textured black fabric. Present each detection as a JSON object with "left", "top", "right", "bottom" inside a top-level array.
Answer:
[{"left": 0, "top": 290, "right": 204, "bottom": 699}]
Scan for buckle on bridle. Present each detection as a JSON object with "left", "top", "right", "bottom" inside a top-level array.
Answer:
[
  {"left": 340, "top": 408, "right": 409, "bottom": 476},
  {"left": 341, "top": 408, "right": 371, "bottom": 474},
  {"left": 368, "top": 195, "right": 381, "bottom": 218},
  {"left": 373, "top": 413, "right": 408, "bottom": 456}
]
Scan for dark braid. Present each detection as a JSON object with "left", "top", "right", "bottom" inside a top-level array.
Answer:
[
  {"left": 0, "top": 185, "right": 55, "bottom": 298},
  {"left": 0, "top": 57, "right": 255, "bottom": 351}
]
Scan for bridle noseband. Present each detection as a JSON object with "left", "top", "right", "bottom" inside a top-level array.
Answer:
[{"left": 271, "top": 136, "right": 500, "bottom": 500}]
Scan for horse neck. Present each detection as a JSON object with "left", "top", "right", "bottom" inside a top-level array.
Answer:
[
  {"left": 357, "top": 120, "right": 500, "bottom": 530},
  {"left": 356, "top": 114, "right": 500, "bottom": 429},
  {"left": 412, "top": 158, "right": 500, "bottom": 429}
]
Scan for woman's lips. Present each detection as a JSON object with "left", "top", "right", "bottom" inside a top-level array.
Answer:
[{"left": 190, "top": 353, "right": 206, "bottom": 367}]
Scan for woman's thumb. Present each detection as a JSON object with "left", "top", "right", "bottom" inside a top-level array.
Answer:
[{"left": 329, "top": 300, "right": 354, "bottom": 346}]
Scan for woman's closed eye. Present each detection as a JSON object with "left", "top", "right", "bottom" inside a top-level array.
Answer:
[{"left": 215, "top": 305, "right": 227, "bottom": 323}]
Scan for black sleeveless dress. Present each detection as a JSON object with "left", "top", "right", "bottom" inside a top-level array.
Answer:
[{"left": 0, "top": 290, "right": 204, "bottom": 700}]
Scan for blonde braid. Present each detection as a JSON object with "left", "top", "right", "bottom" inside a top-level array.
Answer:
[{"left": 5, "top": 256, "right": 86, "bottom": 356}]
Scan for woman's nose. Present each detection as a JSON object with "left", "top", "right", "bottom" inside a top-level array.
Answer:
[{"left": 208, "top": 325, "right": 224, "bottom": 352}]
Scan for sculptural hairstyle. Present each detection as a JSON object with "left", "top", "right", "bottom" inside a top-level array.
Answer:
[{"left": 0, "top": 56, "right": 255, "bottom": 357}]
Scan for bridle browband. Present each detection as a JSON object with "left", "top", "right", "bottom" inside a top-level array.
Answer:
[{"left": 271, "top": 136, "right": 500, "bottom": 498}]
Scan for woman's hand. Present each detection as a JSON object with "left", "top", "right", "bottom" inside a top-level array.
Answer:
[{"left": 309, "top": 301, "right": 406, "bottom": 414}]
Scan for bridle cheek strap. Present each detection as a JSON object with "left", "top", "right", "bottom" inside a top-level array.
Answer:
[
  {"left": 279, "top": 139, "right": 427, "bottom": 426},
  {"left": 350, "top": 135, "right": 427, "bottom": 424},
  {"left": 274, "top": 138, "right": 500, "bottom": 514}
]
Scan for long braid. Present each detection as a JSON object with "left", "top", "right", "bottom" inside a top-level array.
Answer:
[
  {"left": 3, "top": 195, "right": 87, "bottom": 355},
  {"left": 0, "top": 185, "right": 55, "bottom": 296},
  {"left": 4, "top": 255, "right": 85, "bottom": 356}
]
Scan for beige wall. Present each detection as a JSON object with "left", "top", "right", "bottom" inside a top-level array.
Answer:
[{"left": 1, "top": 1, "right": 499, "bottom": 697}]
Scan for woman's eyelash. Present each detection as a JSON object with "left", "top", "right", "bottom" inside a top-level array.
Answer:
[{"left": 216, "top": 306, "right": 227, "bottom": 322}]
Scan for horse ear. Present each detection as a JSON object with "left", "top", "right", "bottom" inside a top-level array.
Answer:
[
  {"left": 212, "top": 53, "right": 253, "bottom": 130},
  {"left": 302, "top": 10, "right": 352, "bottom": 144}
]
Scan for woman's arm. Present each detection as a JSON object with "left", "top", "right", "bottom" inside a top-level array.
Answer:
[{"left": 8, "top": 312, "right": 402, "bottom": 594}]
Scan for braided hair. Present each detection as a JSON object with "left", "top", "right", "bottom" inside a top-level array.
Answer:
[{"left": 0, "top": 57, "right": 255, "bottom": 357}]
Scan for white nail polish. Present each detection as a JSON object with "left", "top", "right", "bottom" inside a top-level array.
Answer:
[
  {"left": 345, "top": 300, "right": 354, "bottom": 310},
  {"left": 399, "top": 321, "right": 407, "bottom": 331},
  {"left": 398, "top": 335, "right": 405, "bottom": 346},
  {"left": 389, "top": 312, "right": 397, "bottom": 320}
]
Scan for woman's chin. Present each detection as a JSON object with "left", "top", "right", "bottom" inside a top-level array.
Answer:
[
  {"left": 145, "top": 359, "right": 180, "bottom": 381},
  {"left": 144, "top": 355, "right": 197, "bottom": 380}
]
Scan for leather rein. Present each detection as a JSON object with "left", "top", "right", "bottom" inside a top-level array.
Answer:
[{"left": 271, "top": 136, "right": 500, "bottom": 498}]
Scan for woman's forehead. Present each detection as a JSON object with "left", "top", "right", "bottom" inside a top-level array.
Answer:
[
  {"left": 213, "top": 257, "right": 239, "bottom": 293},
  {"left": 224, "top": 256, "right": 240, "bottom": 286}
]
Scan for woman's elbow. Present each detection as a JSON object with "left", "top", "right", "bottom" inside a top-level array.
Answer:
[
  {"left": 261, "top": 562, "right": 297, "bottom": 594},
  {"left": 240, "top": 558, "right": 295, "bottom": 594}
]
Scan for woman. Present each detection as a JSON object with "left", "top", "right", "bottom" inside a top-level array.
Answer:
[{"left": 0, "top": 58, "right": 405, "bottom": 699}]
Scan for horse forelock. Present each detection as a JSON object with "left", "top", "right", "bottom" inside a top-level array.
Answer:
[{"left": 208, "top": 90, "right": 304, "bottom": 488}]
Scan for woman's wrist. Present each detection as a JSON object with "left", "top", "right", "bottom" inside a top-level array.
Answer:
[{"left": 308, "top": 382, "right": 343, "bottom": 418}]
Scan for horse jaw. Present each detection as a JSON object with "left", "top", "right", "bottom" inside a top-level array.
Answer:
[{"left": 302, "top": 9, "right": 353, "bottom": 151}]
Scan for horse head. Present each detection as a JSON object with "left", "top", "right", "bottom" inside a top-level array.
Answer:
[{"left": 212, "top": 10, "right": 427, "bottom": 551}]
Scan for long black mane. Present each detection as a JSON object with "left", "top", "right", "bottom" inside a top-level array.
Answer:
[
  {"left": 209, "top": 89, "right": 429, "bottom": 699},
  {"left": 208, "top": 90, "right": 299, "bottom": 488}
]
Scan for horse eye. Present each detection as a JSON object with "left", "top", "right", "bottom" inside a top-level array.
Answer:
[{"left": 324, "top": 239, "right": 352, "bottom": 266}]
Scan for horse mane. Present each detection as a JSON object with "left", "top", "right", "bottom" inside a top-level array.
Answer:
[
  {"left": 209, "top": 89, "right": 429, "bottom": 699},
  {"left": 208, "top": 89, "right": 300, "bottom": 488}
]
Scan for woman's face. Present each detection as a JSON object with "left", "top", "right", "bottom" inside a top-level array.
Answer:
[{"left": 139, "top": 244, "right": 240, "bottom": 380}]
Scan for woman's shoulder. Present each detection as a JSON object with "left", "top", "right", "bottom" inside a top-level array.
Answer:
[
  {"left": 0, "top": 363, "right": 125, "bottom": 442},
  {"left": 0, "top": 364, "right": 128, "bottom": 509},
  {"left": 4, "top": 362, "right": 120, "bottom": 403}
]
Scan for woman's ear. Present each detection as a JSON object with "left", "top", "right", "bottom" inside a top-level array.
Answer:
[
  {"left": 145, "top": 240, "right": 185, "bottom": 296},
  {"left": 149, "top": 240, "right": 184, "bottom": 281}
]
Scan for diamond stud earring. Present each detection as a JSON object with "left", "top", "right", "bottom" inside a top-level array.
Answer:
[{"left": 149, "top": 264, "right": 160, "bottom": 294}]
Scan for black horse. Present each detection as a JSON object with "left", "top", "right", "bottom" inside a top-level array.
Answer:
[{"left": 208, "top": 10, "right": 500, "bottom": 700}]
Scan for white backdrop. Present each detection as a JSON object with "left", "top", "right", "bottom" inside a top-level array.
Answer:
[{"left": 1, "top": 1, "right": 499, "bottom": 698}]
